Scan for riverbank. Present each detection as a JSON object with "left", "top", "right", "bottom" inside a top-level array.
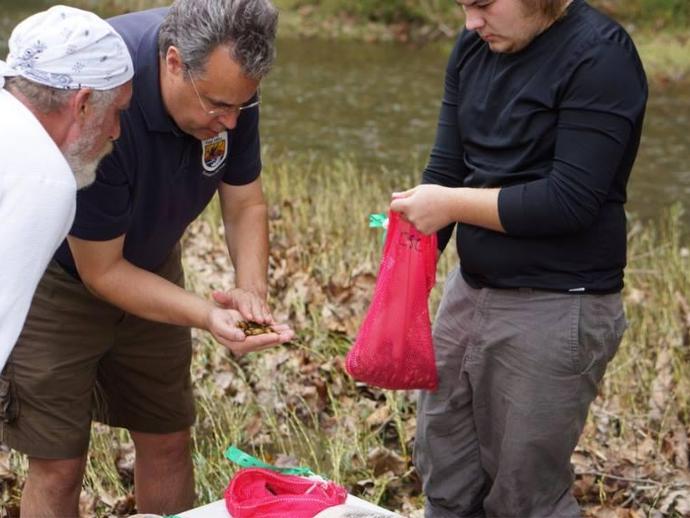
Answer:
[
  {"left": 2, "top": 153, "right": 688, "bottom": 517},
  {"left": 274, "top": 3, "right": 690, "bottom": 84},
  {"left": 273, "top": 0, "right": 689, "bottom": 33},
  {"left": 5, "top": 0, "right": 687, "bottom": 84},
  {"left": 6, "top": 0, "right": 683, "bottom": 84}
]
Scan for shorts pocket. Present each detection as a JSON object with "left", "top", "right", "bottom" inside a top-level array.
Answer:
[{"left": 0, "top": 375, "right": 19, "bottom": 423}]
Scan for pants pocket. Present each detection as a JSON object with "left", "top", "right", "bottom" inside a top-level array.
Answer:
[{"left": 576, "top": 294, "right": 626, "bottom": 382}]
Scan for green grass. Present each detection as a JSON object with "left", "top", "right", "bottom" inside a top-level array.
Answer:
[
  {"left": 185, "top": 154, "right": 690, "bottom": 514},
  {"left": 6, "top": 153, "right": 686, "bottom": 516},
  {"left": 606, "top": 206, "right": 690, "bottom": 419},
  {"left": 609, "top": 0, "right": 690, "bottom": 26},
  {"left": 636, "top": 32, "right": 690, "bottom": 82}
]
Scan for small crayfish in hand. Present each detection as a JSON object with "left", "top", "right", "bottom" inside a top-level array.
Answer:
[{"left": 236, "top": 320, "right": 275, "bottom": 336}]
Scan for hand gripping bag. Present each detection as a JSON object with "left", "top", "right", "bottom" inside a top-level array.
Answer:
[
  {"left": 346, "top": 210, "right": 438, "bottom": 390},
  {"left": 225, "top": 468, "right": 348, "bottom": 518}
]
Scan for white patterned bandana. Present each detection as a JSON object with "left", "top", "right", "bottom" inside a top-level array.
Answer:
[{"left": 0, "top": 5, "right": 133, "bottom": 90}]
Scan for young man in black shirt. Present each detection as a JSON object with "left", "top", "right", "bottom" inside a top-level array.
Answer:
[{"left": 391, "top": 0, "right": 647, "bottom": 516}]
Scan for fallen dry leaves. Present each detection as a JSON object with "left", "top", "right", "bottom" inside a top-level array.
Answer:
[{"left": 1, "top": 208, "right": 687, "bottom": 518}]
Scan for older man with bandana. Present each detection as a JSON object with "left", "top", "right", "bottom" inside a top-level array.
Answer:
[{"left": 0, "top": 5, "right": 133, "bottom": 372}]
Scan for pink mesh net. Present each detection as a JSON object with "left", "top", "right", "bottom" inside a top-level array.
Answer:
[
  {"left": 225, "top": 468, "right": 348, "bottom": 518},
  {"left": 346, "top": 210, "right": 438, "bottom": 391}
]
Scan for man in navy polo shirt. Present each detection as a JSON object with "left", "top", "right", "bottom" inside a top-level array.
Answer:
[{"left": 0, "top": 0, "right": 293, "bottom": 515}]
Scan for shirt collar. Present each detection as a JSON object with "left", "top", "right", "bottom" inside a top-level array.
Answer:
[{"left": 134, "top": 25, "right": 182, "bottom": 135}]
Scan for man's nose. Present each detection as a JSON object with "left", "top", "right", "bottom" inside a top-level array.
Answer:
[
  {"left": 217, "top": 111, "right": 240, "bottom": 131},
  {"left": 464, "top": 9, "right": 485, "bottom": 31}
]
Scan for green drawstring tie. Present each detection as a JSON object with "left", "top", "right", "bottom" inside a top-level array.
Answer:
[
  {"left": 369, "top": 213, "right": 388, "bottom": 243},
  {"left": 368, "top": 213, "right": 388, "bottom": 229},
  {"left": 225, "top": 445, "right": 315, "bottom": 477}
]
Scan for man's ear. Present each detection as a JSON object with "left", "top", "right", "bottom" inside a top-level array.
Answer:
[
  {"left": 165, "top": 45, "right": 185, "bottom": 77},
  {"left": 70, "top": 88, "right": 94, "bottom": 124}
]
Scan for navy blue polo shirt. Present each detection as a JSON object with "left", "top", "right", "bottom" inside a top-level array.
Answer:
[{"left": 55, "top": 8, "right": 262, "bottom": 276}]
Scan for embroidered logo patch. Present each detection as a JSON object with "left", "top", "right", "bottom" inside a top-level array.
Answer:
[{"left": 201, "top": 131, "right": 228, "bottom": 174}]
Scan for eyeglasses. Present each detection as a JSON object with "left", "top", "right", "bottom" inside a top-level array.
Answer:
[{"left": 186, "top": 68, "right": 260, "bottom": 118}]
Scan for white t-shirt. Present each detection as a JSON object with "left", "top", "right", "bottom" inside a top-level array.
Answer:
[{"left": 0, "top": 88, "right": 76, "bottom": 371}]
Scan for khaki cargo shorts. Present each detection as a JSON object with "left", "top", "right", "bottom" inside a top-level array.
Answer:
[{"left": 0, "top": 247, "right": 195, "bottom": 459}]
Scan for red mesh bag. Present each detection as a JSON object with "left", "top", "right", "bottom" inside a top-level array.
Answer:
[
  {"left": 346, "top": 210, "right": 438, "bottom": 390},
  {"left": 224, "top": 468, "right": 348, "bottom": 518}
]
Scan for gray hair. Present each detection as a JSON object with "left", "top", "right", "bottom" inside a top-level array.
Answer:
[
  {"left": 158, "top": 0, "right": 278, "bottom": 80},
  {"left": 5, "top": 76, "right": 120, "bottom": 114}
]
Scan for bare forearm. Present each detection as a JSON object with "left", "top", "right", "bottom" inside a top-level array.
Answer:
[
  {"left": 391, "top": 185, "right": 505, "bottom": 235},
  {"left": 224, "top": 203, "right": 269, "bottom": 299},
  {"left": 82, "top": 258, "right": 212, "bottom": 329},
  {"left": 450, "top": 187, "right": 504, "bottom": 232}
]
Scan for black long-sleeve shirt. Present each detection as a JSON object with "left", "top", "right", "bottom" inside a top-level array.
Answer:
[{"left": 425, "top": 0, "right": 648, "bottom": 293}]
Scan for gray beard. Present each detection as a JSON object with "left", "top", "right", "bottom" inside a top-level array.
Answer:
[
  {"left": 62, "top": 130, "right": 113, "bottom": 190},
  {"left": 64, "top": 155, "right": 100, "bottom": 189}
]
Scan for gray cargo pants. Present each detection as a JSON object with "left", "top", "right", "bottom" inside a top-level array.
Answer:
[{"left": 415, "top": 268, "right": 627, "bottom": 518}]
